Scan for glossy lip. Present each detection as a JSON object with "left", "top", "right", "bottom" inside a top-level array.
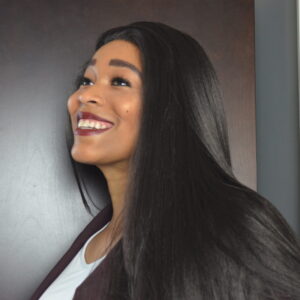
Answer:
[
  {"left": 76, "top": 111, "right": 114, "bottom": 125},
  {"left": 74, "top": 111, "right": 114, "bottom": 136},
  {"left": 74, "top": 127, "right": 112, "bottom": 136}
]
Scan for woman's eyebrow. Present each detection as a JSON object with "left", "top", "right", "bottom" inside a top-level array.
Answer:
[
  {"left": 87, "top": 58, "right": 142, "bottom": 79},
  {"left": 109, "top": 59, "right": 142, "bottom": 79}
]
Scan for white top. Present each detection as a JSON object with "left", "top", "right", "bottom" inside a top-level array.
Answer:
[{"left": 39, "top": 221, "right": 110, "bottom": 300}]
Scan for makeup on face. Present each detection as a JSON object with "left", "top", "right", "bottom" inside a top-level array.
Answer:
[
  {"left": 72, "top": 56, "right": 142, "bottom": 137},
  {"left": 75, "top": 111, "right": 114, "bottom": 136},
  {"left": 67, "top": 40, "right": 143, "bottom": 167}
]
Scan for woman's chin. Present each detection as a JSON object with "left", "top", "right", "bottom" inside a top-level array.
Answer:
[
  {"left": 70, "top": 148, "right": 96, "bottom": 165},
  {"left": 70, "top": 148, "right": 112, "bottom": 166}
]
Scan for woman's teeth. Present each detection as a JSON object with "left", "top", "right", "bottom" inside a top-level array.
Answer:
[{"left": 77, "top": 119, "right": 113, "bottom": 130}]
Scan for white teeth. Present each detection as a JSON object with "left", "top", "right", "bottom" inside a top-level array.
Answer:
[{"left": 77, "top": 119, "right": 112, "bottom": 130}]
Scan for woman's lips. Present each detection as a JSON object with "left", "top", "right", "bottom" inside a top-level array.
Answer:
[
  {"left": 77, "top": 111, "right": 114, "bottom": 124},
  {"left": 74, "top": 126, "right": 113, "bottom": 136},
  {"left": 75, "top": 111, "right": 114, "bottom": 136}
]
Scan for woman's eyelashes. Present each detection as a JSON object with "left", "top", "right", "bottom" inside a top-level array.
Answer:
[
  {"left": 79, "top": 77, "right": 93, "bottom": 87},
  {"left": 112, "top": 76, "right": 131, "bottom": 87},
  {"left": 78, "top": 76, "right": 131, "bottom": 88}
]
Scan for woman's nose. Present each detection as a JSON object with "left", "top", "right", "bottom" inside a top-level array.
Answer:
[{"left": 77, "top": 88, "right": 105, "bottom": 106}]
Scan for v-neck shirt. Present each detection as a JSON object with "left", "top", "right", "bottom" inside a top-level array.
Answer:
[{"left": 39, "top": 221, "right": 110, "bottom": 300}]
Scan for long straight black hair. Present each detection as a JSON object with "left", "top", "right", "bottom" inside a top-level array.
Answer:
[{"left": 65, "top": 21, "right": 300, "bottom": 299}]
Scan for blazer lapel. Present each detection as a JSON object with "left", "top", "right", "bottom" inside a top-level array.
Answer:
[
  {"left": 29, "top": 203, "right": 113, "bottom": 300},
  {"left": 72, "top": 236, "right": 123, "bottom": 300}
]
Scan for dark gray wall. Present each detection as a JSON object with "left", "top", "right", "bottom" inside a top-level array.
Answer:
[{"left": 254, "top": 0, "right": 300, "bottom": 234}]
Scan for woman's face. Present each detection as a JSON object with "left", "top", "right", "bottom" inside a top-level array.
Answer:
[{"left": 67, "top": 40, "right": 143, "bottom": 168}]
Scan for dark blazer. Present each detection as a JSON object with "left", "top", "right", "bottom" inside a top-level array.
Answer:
[{"left": 29, "top": 202, "right": 115, "bottom": 300}]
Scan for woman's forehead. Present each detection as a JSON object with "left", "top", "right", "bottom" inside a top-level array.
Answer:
[
  {"left": 92, "top": 40, "right": 142, "bottom": 69},
  {"left": 84, "top": 41, "right": 142, "bottom": 78}
]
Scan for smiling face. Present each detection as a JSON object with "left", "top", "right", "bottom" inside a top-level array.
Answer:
[{"left": 67, "top": 40, "right": 143, "bottom": 170}]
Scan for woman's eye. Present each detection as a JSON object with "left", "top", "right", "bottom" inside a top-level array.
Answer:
[
  {"left": 79, "top": 77, "right": 93, "bottom": 87},
  {"left": 111, "top": 77, "right": 131, "bottom": 87},
  {"left": 77, "top": 76, "right": 131, "bottom": 89}
]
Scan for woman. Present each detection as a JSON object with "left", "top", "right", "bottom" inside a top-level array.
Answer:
[{"left": 30, "top": 21, "right": 300, "bottom": 299}]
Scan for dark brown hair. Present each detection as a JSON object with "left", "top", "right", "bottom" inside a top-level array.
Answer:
[{"left": 66, "top": 21, "right": 300, "bottom": 299}]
